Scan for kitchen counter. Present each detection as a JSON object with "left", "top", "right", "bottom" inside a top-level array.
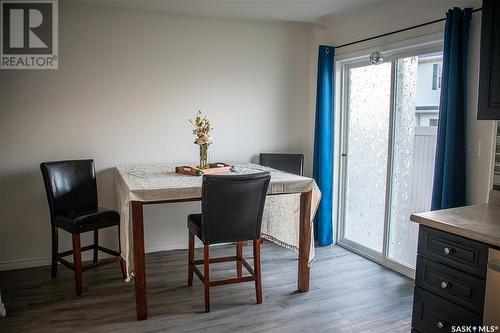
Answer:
[
  {"left": 410, "top": 191, "right": 500, "bottom": 248},
  {"left": 410, "top": 203, "right": 500, "bottom": 247}
]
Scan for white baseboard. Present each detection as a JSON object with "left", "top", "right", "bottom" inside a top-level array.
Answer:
[
  {"left": 0, "top": 253, "right": 98, "bottom": 272},
  {"left": 0, "top": 243, "right": 190, "bottom": 272},
  {"left": 0, "top": 256, "right": 53, "bottom": 272},
  {"left": 145, "top": 242, "right": 188, "bottom": 254}
]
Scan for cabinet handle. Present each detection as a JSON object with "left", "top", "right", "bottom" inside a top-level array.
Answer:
[
  {"left": 440, "top": 281, "right": 449, "bottom": 289},
  {"left": 443, "top": 247, "right": 452, "bottom": 255},
  {"left": 437, "top": 321, "right": 445, "bottom": 329}
]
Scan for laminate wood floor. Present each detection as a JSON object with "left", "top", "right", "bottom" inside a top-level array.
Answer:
[{"left": 0, "top": 244, "right": 413, "bottom": 333}]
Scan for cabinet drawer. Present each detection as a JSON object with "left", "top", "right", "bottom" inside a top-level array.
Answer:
[
  {"left": 415, "top": 256, "right": 485, "bottom": 313},
  {"left": 418, "top": 226, "right": 488, "bottom": 278},
  {"left": 412, "top": 287, "right": 482, "bottom": 333}
]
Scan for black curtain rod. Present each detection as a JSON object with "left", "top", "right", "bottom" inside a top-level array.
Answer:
[{"left": 335, "top": 7, "right": 482, "bottom": 49}]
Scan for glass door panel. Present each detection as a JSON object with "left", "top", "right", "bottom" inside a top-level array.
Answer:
[
  {"left": 343, "top": 62, "right": 392, "bottom": 253},
  {"left": 388, "top": 54, "right": 441, "bottom": 268}
]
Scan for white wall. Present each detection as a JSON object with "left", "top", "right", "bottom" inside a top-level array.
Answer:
[
  {"left": 2, "top": 0, "right": 495, "bottom": 270},
  {"left": 308, "top": 0, "right": 495, "bottom": 228},
  {"left": 0, "top": 3, "right": 312, "bottom": 269}
]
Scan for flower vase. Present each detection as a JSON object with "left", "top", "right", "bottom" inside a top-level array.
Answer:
[{"left": 199, "top": 144, "right": 209, "bottom": 169}]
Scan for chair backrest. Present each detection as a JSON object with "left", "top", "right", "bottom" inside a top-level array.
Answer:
[
  {"left": 259, "top": 153, "right": 304, "bottom": 176},
  {"left": 40, "top": 160, "right": 98, "bottom": 217},
  {"left": 201, "top": 172, "right": 270, "bottom": 244}
]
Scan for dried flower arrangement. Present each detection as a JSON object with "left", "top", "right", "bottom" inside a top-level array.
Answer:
[
  {"left": 189, "top": 111, "right": 213, "bottom": 169},
  {"left": 189, "top": 110, "right": 213, "bottom": 146}
]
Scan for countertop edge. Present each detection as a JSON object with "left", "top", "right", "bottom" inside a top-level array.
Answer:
[{"left": 410, "top": 213, "right": 500, "bottom": 248}]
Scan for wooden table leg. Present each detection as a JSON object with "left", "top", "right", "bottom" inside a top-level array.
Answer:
[
  {"left": 132, "top": 201, "right": 148, "bottom": 320},
  {"left": 298, "top": 190, "right": 312, "bottom": 292}
]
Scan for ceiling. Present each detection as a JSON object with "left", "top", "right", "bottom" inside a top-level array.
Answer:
[{"left": 72, "top": 0, "right": 383, "bottom": 23}]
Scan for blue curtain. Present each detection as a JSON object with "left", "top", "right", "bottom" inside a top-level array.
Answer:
[
  {"left": 313, "top": 45, "right": 334, "bottom": 245},
  {"left": 431, "top": 8, "right": 472, "bottom": 210}
]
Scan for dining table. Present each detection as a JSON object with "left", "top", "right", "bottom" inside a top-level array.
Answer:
[{"left": 115, "top": 162, "right": 321, "bottom": 320}]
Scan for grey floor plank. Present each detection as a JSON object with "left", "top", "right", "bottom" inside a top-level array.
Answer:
[{"left": 0, "top": 244, "right": 413, "bottom": 333}]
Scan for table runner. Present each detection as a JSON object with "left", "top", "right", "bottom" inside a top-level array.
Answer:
[{"left": 115, "top": 162, "right": 321, "bottom": 281}]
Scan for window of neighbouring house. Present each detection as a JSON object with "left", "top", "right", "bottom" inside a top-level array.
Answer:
[
  {"left": 416, "top": 55, "right": 442, "bottom": 126},
  {"left": 432, "top": 63, "right": 442, "bottom": 90}
]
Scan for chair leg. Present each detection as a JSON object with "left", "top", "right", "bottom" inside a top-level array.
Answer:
[
  {"left": 203, "top": 244, "right": 210, "bottom": 313},
  {"left": 118, "top": 224, "right": 127, "bottom": 280},
  {"left": 93, "top": 230, "right": 99, "bottom": 264},
  {"left": 253, "top": 239, "right": 262, "bottom": 304},
  {"left": 72, "top": 234, "right": 83, "bottom": 296},
  {"left": 236, "top": 241, "right": 243, "bottom": 278},
  {"left": 188, "top": 231, "right": 194, "bottom": 286},
  {"left": 51, "top": 225, "right": 58, "bottom": 278}
]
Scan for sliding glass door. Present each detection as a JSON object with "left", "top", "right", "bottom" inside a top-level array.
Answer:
[
  {"left": 339, "top": 48, "right": 442, "bottom": 276},
  {"left": 342, "top": 62, "right": 392, "bottom": 254}
]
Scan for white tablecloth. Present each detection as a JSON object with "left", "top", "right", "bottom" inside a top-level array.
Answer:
[{"left": 115, "top": 162, "right": 321, "bottom": 281}]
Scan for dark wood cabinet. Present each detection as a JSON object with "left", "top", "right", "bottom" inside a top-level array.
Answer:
[
  {"left": 415, "top": 256, "right": 485, "bottom": 313},
  {"left": 412, "top": 226, "right": 488, "bottom": 332},
  {"left": 412, "top": 287, "right": 482, "bottom": 333},
  {"left": 477, "top": 0, "right": 500, "bottom": 120},
  {"left": 417, "top": 225, "right": 489, "bottom": 278}
]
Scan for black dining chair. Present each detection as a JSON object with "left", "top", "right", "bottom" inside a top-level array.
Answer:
[
  {"left": 40, "top": 159, "right": 126, "bottom": 295},
  {"left": 187, "top": 172, "right": 271, "bottom": 312},
  {"left": 259, "top": 153, "right": 304, "bottom": 176}
]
